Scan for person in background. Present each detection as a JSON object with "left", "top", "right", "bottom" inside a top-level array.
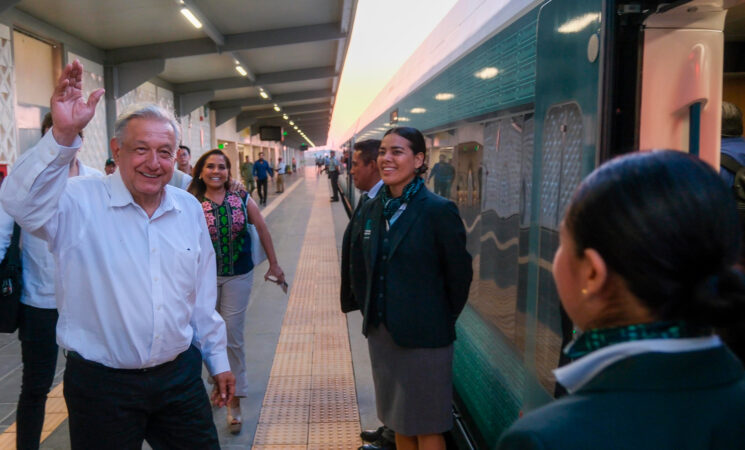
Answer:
[
  {"left": 177, "top": 144, "right": 193, "bottom": 175},
  {"left": 497, "top": 151, "right": 745, "bottom": 449},
  {"left": 0, "top": 61, "right": 234, "bottom": 449},
  {"left": 325, "top": 150, "right": 341, "bottom": 202},
  {"left": 720, "top": 101, "right": 745, "bottom": 187},
  {"left": 292, "top": 156, "right": 297, "bottom": 173},
  {"left": 252, "top": 152, "right": 273, "bottom": 206},
  {"left": 427, "top": 154, "right": 455, "bottom": 199},
  {"left": 240, "top": 155, "right": 255, "bottom": 197},
  {"left": 188, "top": 149, "right": 285, "bottom": 435},
  {"left": 0, "top": 110, "right": 102, "bottom": 450},
  {"left": 275, "top": 157, "right": 286, "bottom": 193},
  {"left": 104, "top": 157, "right": 116, "bottom": 175},
  {"left": 340, "top": 139, "right": 396, "bottom": 450},
  {"left": 356, "top": 127, "right": 472, "bottom": 450}
]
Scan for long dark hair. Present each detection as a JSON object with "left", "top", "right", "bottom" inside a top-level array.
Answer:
[
  {"left": 565, "top": 150, "right": 745, "bottom": 341},
  {"left": 187, "top": 149, "right": 232, "bottom": 199},
  {"left": 383, "top": 127, "right": 428, "bottom": 175}
]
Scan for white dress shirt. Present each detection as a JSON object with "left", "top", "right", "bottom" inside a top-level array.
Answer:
[
  {"left": 0, "top": 163, "right": 102, "bottom": 309},
  {"left": 0, "top": 131, "right": 229, "bottom": 375}
]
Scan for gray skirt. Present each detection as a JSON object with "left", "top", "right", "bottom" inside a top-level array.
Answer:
[{"left": 367, "top": 324, "right": 454, "bottom": 436}]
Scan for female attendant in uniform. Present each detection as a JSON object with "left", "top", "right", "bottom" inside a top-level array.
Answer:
[
  {"left": 189, "top": 149, "right": 286, "bottom": 434},
  {"left": 497, "top": 151, "right": 745, "bottom": 449},
  {"left": 357, "top": 127, "right": 473, "bottom": 450}
]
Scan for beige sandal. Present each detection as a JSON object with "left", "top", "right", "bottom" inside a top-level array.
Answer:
[{"left": 227, "top": 406, "right": 242, "bottom": 435}]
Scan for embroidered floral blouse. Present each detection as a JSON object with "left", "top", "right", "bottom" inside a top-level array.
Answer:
[{"left": 201, "top": 191, "right": 254, "bottom": 276}]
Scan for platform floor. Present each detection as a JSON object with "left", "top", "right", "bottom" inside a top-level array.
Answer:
[{"left": 0, "top": 168, "right": 379, "bottom": 449}]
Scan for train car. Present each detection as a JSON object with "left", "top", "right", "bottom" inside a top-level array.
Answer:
[{"left": 341, "top": 0, "right": 745, "bottom": 448}]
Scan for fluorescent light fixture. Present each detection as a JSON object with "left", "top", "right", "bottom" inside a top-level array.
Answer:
[
  {"left": 289, "top": 121, "right": 294, "bottom": 125},
  {"left": 435, "top": 93, "right": 454, "bottom": 101},
  {"left": 235, "top": 65, "right": 248, "bottom": 77},
  {"left": 233, "top": 58, "right": 240, "bottom": 65},
  {"left": 258, "top": 89, "right": 269, "bottom": 99},
  {"left": 558, "top": 13, "right": 601, "bottom": 34},
  {"left": 294, "top": 126, "right": 298, "bottom": 130},
  {"left": 282, "top": 114, "right": 289, "bottom": 120},
  {"left": 180, "top": 8, "right": 203, "bottom": 29},
  {"left": 273, "top": 104, "right": 281, "bottom": 112},
  {"left": 474, "top": 67, "right": 499, "bottom": 79},
  {"left": 410, "top": 107, "right": 427, "bottom": 114},
  {"left": 397, "top": 116, "right": 410, "bottom": 122}
]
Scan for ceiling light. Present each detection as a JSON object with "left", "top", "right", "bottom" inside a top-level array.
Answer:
[
  {"left": 258, "top": 88, "right": 269, "bottom": 99},
  {"left": 397, "top": 116, "right": 410, "bottom": 122},
  {"left": 294, "top": 126, "right": 298, "bottom": 130},
  {"left": 273, "top": 104, "right": 281, "bottom": 112},
  {"left": 282, "top": 114, "right": 289, "bottom": 120},
  {"left": 435, "top": 93, "right": 454, "bottom": 101},
  {"left": 474, "top": 67, "right": 499, "bottom": 79},
  {"left": 180, "top": 8, "right": 203, "bottom": 29},
  {"left": 289, "top": 121, "right": 294, "bottom": 126},
  {"left": 235, "top": 65, "right": 248, "bottom": 77},
  {"left": 410, "top": 107, "right": 427, "bottom": 114}
]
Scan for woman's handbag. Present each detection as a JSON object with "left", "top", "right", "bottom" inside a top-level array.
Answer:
[
  {"left": 0, "top": 223, "right": 22, "bottom": 333},
  {"left": 243, "top": 195, "right": 268, "bottom": 266}
]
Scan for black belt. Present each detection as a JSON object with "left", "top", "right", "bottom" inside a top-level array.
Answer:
[{"left": 65, "top": 348, "right": 187, "bottom": 374}]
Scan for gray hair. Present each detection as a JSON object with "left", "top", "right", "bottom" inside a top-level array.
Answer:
[
  {"left": 722, "top": 101, "right": 744, "bottom": 138},
  {"left": 114, "top": 103, "right": 181, "bottom": 146}
]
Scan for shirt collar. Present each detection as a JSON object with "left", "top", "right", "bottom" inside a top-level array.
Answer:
[
  {"left": 366, "top": 179, "right": 384, "bottom": 198},
  {"left": 108, "top": 170, "right": 180, "bottom": 215},
  {"left": 553, "top": 335, "right": 722, "bottom": 394}
]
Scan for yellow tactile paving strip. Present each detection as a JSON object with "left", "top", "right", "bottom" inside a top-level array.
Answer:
[
  {"left": 252, "top": 179, "right": 361, "bottom": 449},
  {"left": 0, "top": 381, "right": 66, "bottom": 449}
]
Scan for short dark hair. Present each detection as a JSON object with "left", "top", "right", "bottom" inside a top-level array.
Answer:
[
  {"left": 383, "top": 127, "right": 428, "bottom": 175},
  {"left": 722, "top": 102, "right": 744, "bottom": 138},
  {"left": 42, "top": 112, "right": 83, "bottom": 138},
  {"left": 178, "top": 145, "right": 191, "bottom": 155},
  {"left": 105, "top": 158, "right": 115, "bottom": 166},
  {"left": 565, "top": 150, "right": 745, "bottom": 330},
  {"left": 187, "top": 149, "right": 232, "bottom": 198},
  {"left": 354, "top": 139, "right": 381, "bottom": 165}
]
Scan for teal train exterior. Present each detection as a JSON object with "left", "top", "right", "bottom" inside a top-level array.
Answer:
[{"left": 344, "top": 1, "right": 735, "bottom": 447}]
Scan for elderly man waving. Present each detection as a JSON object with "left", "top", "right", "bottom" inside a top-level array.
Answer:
[{"left": 0, "top": 60, "right": 233, "bottom": 449}]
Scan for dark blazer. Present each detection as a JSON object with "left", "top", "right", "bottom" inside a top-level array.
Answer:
[
  {"left": 340, "top": 195, "right": 370, "bottom": 313},
  {"left": 357, "top": 186, "right": 472, "bottom": 348},
  {"left": 497, "top": 346, "right": 745, "bottom": 450}
]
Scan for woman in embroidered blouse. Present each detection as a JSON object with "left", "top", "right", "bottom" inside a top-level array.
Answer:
[
  {"left": 497, "top": 151, "right": 745, "bottom": 449},
  {"left": 188, "top": 149, "right": 285, "bottom": 435}
]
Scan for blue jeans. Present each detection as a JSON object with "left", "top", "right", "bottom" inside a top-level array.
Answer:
[
  {"left": 63, "top": 345, "right": 218, "bottom": 450},
  {"left": 17, "top": 304, "right": 58, "bottom": 450}
]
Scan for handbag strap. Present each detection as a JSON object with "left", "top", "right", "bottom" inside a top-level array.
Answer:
[{"left": 6, "top": 223, "right": 21, "bottom": 267}]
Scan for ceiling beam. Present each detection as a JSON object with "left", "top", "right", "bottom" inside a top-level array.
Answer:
[
  {"left": 210, "top": 89, "right": 333, "bottom": 109},
  {"left": 115, "top": 59, "right": 166, "bottom": 99},
  {"left": 176, "top": 90, "right": 215, "bottom": 117},
  {"left": 106, "top": 23, "right": 346, "bottom": 65},
  {"left": 173, "top": 66, "right": 336, "bottom": 93}
]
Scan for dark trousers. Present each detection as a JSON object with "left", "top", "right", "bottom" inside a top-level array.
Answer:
[
  {"left": 63, "top": 345, "right": 218, "bottom": 450},
  {"left": 17, "top": 304, "right": 59, "bottom": 450},
  {"left": 329, "top": 171, "right": 340, "bottom": 200},
  {"left": 257, "top": 178, "right": 268, "bottom": 203}
]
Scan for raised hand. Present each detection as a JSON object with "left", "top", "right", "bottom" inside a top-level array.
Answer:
[{"left": 50, "top": 60, "right": 105, "bottom": 147}]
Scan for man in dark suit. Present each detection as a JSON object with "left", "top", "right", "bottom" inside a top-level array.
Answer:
[{"left": 339, "top": 139, "right": 395, "bottom": 450}]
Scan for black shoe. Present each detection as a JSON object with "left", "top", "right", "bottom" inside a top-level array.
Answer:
[
  {"left": 358, "top": 438, "right": 396, "bottom": 450},
  {"left": 360, "top": 426, "right": 385, "bottom": 443},
  {"left": 330, "top": 198, "right": 339, "bottom": 202}
]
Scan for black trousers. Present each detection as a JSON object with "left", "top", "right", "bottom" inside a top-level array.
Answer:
[
  {"left": 17, "top": 304, "right": 59, "bottom": 450},
  {"left": 63, "top": 345, "right": 218, "bottom": 450},
  {"left": 329, "top": 171, "right": 340, "bottom": 200},
  {"left": 257, "top": 178, "right": 268, "bottom": 203}
]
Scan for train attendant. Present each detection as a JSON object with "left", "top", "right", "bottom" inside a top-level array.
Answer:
[
  {"left": 357, "top": 127, "right": 473, "bottom": 450},
  {"left": 188, "top": 149, "right": 286, "bottom": 434},
  {"left": 497, "top": 151, "right": 745, "bottom": 449}
]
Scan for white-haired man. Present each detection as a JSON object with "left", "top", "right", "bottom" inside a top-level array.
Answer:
[{"left": 0, "top": 61, "right": 233, "bottom": 449}]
